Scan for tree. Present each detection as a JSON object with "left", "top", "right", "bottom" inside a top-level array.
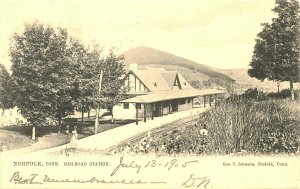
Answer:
[
  {"left": 76, "top": 46, "right": 128, "bottom": 127},
  {"left": 248, "top": 0, "right": 300, "bottom": 100},
  {"left": 0, "top": 64, "right": 15, "bottom": 114},
  {"left": 70, "top": 40, "right": 99, "bottom": 126},
  {"left": 98, "top": 50, "right": 128, "bottom": 122},
  {"left": 10, "top": 22, "right": 77, "bottom": 138}
]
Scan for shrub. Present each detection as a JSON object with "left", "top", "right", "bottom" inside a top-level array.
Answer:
[
  {"left": 63, "top": 118, "right": 78, "bottom": 123},
  {"left": 200, "top": 100, "right": 267, "bottom": 154},
  {"left": 240, "top": 88, "right": 269, "bottom": 101},
  {"left": 257, "top": 118, "right": 300, "bottom": 154},
  {"left": 207, "top": 99, "right": 300, "bottom": 154},
  {"left": 243, "top": 88, "right": 259, "bottom": 99},
  {"left": 267, "top": 89, "right": 299, "bottom": 99},
  {"left": 161, "top": 127, "right": 210, "bottom": 155}
]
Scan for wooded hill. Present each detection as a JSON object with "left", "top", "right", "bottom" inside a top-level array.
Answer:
[{"left": 123, "top": 46, "right": 235, "bottom": 90}]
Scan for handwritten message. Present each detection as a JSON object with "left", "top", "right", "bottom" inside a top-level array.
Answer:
[{"left": 8, "top": 156, "right": 210, "bottom": 188}]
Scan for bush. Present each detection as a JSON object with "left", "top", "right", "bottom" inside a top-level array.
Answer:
[
  {"left": 240, "top": 88, "right": 299, "bottom": 101},
  {"left": 267, "top": 89, "right": 299, "bottom": 99},
  {"left": 114, "top": 126, "right": 211, "bottom": 155},
  {"left": 243, "top": 88, "right": 259, "bottom": 99},
  {"left": 161, "top": 127, "right": 210, "bottom": 155},
  {"left": 241, "top": 88, "right": 269, "bottom": 101},
  {"left": 63, "top": 118, "right": 78, "bottom": 123},
  {"left": 204, "top": 99, "right": 300, "bottom": 154},
  {"left": 257, "top": 119, "right": 300, "bottom": 154}
]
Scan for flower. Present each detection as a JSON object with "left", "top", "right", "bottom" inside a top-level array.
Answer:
[
  {"left": 2, "top": 146, "right": 7, "bottom": 151},
  {"left": 200, "top": 129, "right": 208, "bottom": 136}
]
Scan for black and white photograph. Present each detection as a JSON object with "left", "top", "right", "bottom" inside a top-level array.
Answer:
[{"left": 0, "top": 0, "right": 299, "bottom": 188}]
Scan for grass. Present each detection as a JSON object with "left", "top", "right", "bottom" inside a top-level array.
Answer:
[
  {"left": 0, "top": 118, "right": 135, "bottom": 152},
  {"left": 0, "top": 129, "right": 35, "bottom": 151}
]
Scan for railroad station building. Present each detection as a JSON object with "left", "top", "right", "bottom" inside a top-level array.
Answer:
[{"left": 113, "top": 64, "right": 224, "bottom": 124}]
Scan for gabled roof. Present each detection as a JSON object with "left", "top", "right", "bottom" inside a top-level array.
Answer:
[
  {"left": 134, "top": 69, "right": 170, "bottom": 91},
  {"left": 160, "top": 71, "right": 177, "bottom": 89},
  {"left": 176, "top": 72, "right": 192, "bottom": 89},
  {"left": 131, "top": 67, "right": 193, "bottom": 92}
]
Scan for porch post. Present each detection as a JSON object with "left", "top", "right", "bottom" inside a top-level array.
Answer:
[
  {"left": 204, "top": 96, "right": 206, "bottom": 108},
  {"left": 168, "top": 101, "right": 171, "bottom": 114},
  {"left": 136, "top": 104, "right": 138, "bottom": 125},
  {"left": 192, "top": 98, "right": 194, "bottom": 108},
  {"left": 144, "top": 104, "right": 147, "bottom": 122},
  {"left": 214, "top": 94, "right": 217, "bottom": 103},
  {"left": 209, "top": 95, "right": 212, "bottom": 107},
  {"left": 151, "top": 103, "right": 154, "bottom": 120}
]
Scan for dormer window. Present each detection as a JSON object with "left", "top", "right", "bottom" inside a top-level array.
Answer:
[
  {"left": 174, "top": 79, "right": 179, "bottom": 86},
  {"left": 173, "top": 74, "right": 182, "bottom": 89},
  {"left": 152, "top": 81, "right": 157, "bottom": 87},
  {"left": 184, "top": 82, "right": 187, "bottom": 85}
]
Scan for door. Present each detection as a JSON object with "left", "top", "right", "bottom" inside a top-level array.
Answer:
[{"left": 171, "top": 100, "right": 178, "bottom": 112}]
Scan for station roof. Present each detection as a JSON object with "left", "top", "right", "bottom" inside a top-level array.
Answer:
[{"left": 121, "top": 88, "right": 224, "bottom": 103}]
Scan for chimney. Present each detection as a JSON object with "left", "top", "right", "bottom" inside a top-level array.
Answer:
[{"left": 129, "top": 63, "right": 138, "bottom": 71}]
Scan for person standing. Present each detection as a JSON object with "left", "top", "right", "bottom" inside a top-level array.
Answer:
[{"left": 69, "top": 126, "right": 78, "bottom": 149}]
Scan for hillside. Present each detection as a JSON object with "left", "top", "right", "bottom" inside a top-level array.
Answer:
[
  {"left": 123, "top": 46, "right": 235, "bottom": 89},
  {"left": 219, "top": 68, "right": 292, "bottom": 92}
]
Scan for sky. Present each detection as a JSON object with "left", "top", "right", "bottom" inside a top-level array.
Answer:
[{"left": 0, "top": 0, "right": 275, "bottom": 70}]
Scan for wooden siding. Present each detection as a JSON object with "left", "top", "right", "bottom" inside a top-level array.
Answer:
[{"left": 124, "top": 73, "right": 149, "bottom": 93}]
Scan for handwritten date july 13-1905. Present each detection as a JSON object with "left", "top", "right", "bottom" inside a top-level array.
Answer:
[{"left": 110, "top": 156, "right": 199, "bottom": 176}]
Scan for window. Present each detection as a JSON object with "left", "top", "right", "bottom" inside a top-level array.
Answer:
[
  {"left": 173, "top": 76, "right": 182, "bottom": 89},
  {"left": 174, "top": 79, "right": 179, "bottom": 86},
  {"left": 139, "top": 81, "right": 142, "bottom": 91},
  {"left": 123, "top": 103, "right": 129, "bottom": 109},
  {"left": 179, "top": 99, "right": 185, "bottom": 105},
  {"left": 152, "top": 81, "right": 157, "bottom": 87},
  {"left": 136, "top": 103, "right": 141, "bottom": 109}
]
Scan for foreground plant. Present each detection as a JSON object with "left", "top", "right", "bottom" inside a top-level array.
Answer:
[{"left": 114, "top": 99, "right": 300, "bottom": 156}]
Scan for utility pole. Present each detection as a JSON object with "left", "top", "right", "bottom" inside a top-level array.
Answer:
[
  {"left": 32, "top": 126, "right": 36, "bottom": 140},
  {"left": 94, "top": 70, "right": 103, "bottom": 134}
]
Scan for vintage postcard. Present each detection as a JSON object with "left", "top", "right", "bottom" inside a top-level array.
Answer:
[{"left": 0, "top": 0, "right": 300, "bottom": 188}]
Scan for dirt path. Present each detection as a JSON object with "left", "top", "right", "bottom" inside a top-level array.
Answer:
[{"left": 5, "top": 108, "right": 206, "bottom": 157}]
